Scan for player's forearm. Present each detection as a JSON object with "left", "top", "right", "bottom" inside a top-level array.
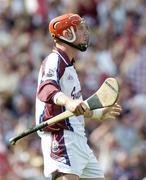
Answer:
[
  {"left": 92, "top": 109, "right": 103, "bottom": 120},
  {"left": 53, "top": 92, "right": 90, "bottom": 115}
]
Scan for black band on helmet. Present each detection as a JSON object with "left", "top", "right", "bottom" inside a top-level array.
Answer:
[{"left": 54, "top": 36, "right": 88, "bottom": 52}]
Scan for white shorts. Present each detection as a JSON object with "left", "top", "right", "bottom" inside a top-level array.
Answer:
[{"left": 41, "top": 130, "right": 104, "bottom": 179}]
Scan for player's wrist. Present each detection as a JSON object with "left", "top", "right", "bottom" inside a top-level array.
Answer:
[
  {"left": 92, "top": 109, "right": 104, "bottom": 120},
  {"left": 53, "top": 92, "right": 72, "bottom": 106},
  {"left": 53, "top": 92, "right": 64, "bottom": 104}
]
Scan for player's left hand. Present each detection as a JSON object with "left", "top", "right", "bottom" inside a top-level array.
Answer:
[{"left": 101, "top": 103, "right": 122, "bottom": 121}]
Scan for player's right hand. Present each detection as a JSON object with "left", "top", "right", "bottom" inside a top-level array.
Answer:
[
  {"left": 54, "top": 92, "right": 92, "bottom": 116},
  {"left": 65, "top": 98, "right": 90, "bottom": 116}
]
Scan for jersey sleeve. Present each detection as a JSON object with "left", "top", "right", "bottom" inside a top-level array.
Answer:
[{"left": 37, "top": 53, "right": 64, "bottom": 103}]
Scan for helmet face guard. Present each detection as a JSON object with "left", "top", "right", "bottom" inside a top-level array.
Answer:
[{"left": 49, "top": 13, "right": 89, "bottom": 51}]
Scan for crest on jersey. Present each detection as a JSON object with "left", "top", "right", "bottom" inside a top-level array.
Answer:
[
  {"left": 52, "top": 139, "right": 59, "bottom": 153},
  {"left": 67, "top": 74, "right": 73, "bottom": 80}
]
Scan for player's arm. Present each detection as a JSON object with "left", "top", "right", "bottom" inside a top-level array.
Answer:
[{"left": 37, "top": 54, "right": 63, "bottom": 103}]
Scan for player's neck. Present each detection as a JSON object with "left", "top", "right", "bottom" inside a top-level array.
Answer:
[{"left": 56, "top": 43, "right": 77, "bottom": 62}]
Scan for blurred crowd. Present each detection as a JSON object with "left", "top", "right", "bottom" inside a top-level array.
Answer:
[{"left": 0, "top": 0, "right": 146, "bottom": 179}]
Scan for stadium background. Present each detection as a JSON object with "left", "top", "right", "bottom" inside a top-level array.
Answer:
[{"left": 0, "top": 0, "right": 146, "bottom": 179}]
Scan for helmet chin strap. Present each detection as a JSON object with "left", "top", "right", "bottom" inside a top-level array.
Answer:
[{"left": 54, "top": 36, "right": 88, "bottom": 52}]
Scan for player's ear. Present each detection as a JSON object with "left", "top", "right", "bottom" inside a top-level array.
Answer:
[{"left": 63, "top": 29, "right": 74, "bottom": 41}]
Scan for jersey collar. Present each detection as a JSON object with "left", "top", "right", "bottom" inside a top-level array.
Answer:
[{"left": 53, "top": 47, "right": 74, "bottom": 65}]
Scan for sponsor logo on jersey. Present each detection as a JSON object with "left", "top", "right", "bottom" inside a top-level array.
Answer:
[{"left": 71, "top": 87, "right": 82, "bottom": 99}]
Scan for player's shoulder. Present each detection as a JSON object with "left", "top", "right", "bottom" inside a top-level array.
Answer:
[
  {"left": 42, "top": 52, "right": 59, "bottom": 67},
  {"left": 45, "top": 51, "right": 69, "bottom": 68},
  {"left": 45, "top": 52, "right": 59, "bottom": 62}
]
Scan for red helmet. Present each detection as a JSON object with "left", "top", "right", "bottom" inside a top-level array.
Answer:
[{"left": 49, "top": 13, "right": 83, "bottom": 43}]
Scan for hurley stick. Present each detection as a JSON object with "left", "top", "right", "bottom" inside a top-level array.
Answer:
[{"left": 9, "top": 77, "right": 119, "bottom": 145}]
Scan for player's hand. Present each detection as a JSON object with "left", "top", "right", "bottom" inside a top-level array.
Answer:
[
  {"left": 65, "top": 99, "right": 92, "bottom": 116},
  {"left": 101, "top": 103, "right": 122, "bottom": 121}
]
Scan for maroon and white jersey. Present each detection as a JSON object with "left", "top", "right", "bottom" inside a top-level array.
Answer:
[{"left": 35, "top": 48, "right": 85, "bottom": 136}]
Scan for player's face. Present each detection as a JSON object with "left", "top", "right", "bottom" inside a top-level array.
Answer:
[{"left": 75, "top": 21, "right": 89, "bottom": 46}]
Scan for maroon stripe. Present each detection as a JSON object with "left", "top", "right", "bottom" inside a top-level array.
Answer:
[
  {"left": 57, "top": 53, "right": 67, "bottom": 80},
  {"left": 50, "top": 130, "right": 71, "bottom": 166},
  {"left": 40, "top": 103, "right": 62, "bottom": 131}
]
